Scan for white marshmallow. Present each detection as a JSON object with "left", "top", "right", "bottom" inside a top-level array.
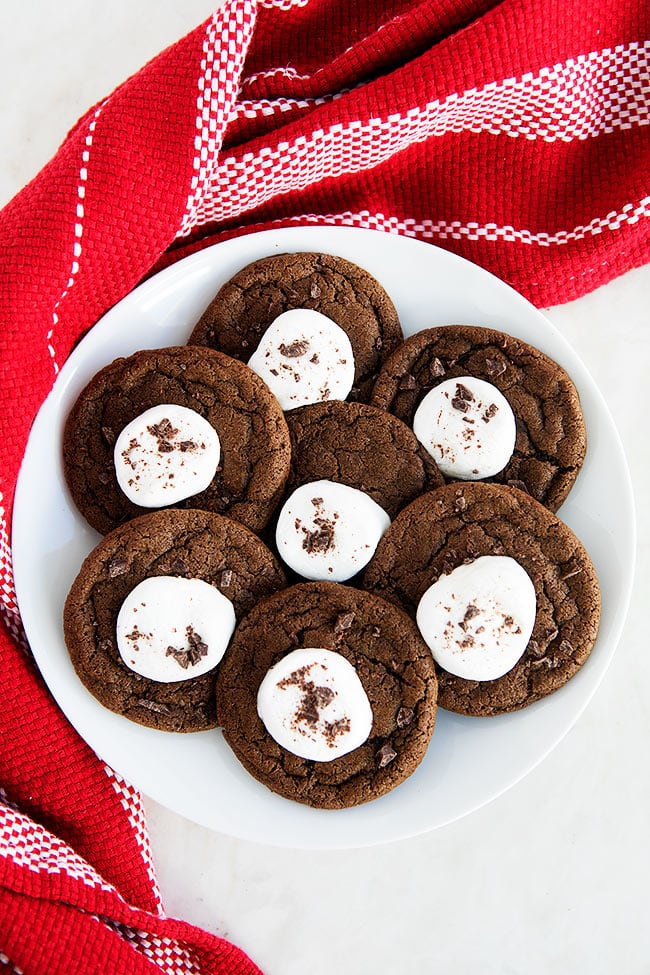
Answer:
[
  {"left": 116, "top": 576, "right": 235, "bottom": 683},
  {"left": 247, "top": 308, "right": 355, "bottom": 410},
  {"left": 413, "top": 376, "right": 516, "bottom": 479},
  {"left": 257, "top": 647, "right": 373, "bottom": 761},
  {"left": 114, "top": 404, "right": 220, "bottom": 506},
  {"left": 416, "top": 555, "right": 536, "bottom": 681},
  {"left": 275, "top": 479, "right": 390, "bottom": 581}
]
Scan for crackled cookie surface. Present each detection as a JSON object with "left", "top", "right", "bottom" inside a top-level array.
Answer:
[
  {"left": 271, "top": 401, "right": 443, "bottom": 581},
  {"left": 63, "top": 346, "right": 291, "bottom": 535},
  {"left": 283, "top": 400, "right": 443, "bottom": 519},
  {"left": 370, "top": 325, "right": 586, "bottom": 510},
  {"left": 363, "top": 483, "right": 600, "bottom": 716},
  {"left": 188, "top": 252, "right": 403, "bottom": 404},
  {"left": 63, "top": 509, "right": 286, "bottom": 732},
  {"left": 216, "top": 582, "right": 437, "bottom": 808}
]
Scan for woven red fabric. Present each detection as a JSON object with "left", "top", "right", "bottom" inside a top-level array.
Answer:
[{"left": 0, "top": 0, "right": 648, "bottom": 970}]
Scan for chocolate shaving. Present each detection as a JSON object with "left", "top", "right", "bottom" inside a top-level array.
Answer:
[
  {"left": 294, "top": 684, "right": 336, "bottom": 726},
  {"left": 451, "top": 382, "right": 474, "bottom": 412},
  {"left": 169, "top": 558, "right": 188, "bottom": 576},
  {"left": 107, "top": 556, "right": 128, "bottom": 578},
  {"left": 310, "top": 282, "right": 321, "bottom": 299},
  {"left": 482, "top": 403, "right": 499, "bottom": 422},
  {"left": 451, "top": 395, "right": 469, "bottom": 413},
  {"left": 165, "top": 626, "right": 209, "bottom": 669},
  {"left": 220, "top": 569, "right": 233, "bottom": 587},
  {"left": 145, "top": 419, "right": 178, "bottom": 453},
  {"left": 310, "top": 353, "right": 319, "bottom": 364},
  {"left": 559, "top": 639, "right": 574, "bottom": 655},
  {"left": 430, "top": 357, "right": 445, "bottom": 378},
  {"left": 323, "top": 716, "right": 351, "bottom": 745},
  {"left": 560, "top": 566, "right": 583, "bottom": 581},
  {"left": 179, "top": 440, "right": 197, "bottom": 452},
  {"left": 137, "top": 699, "right": 172, "bottom": 715},
  {"left": 485, "top": 357, "right": 507, "bottom": 376},
  {"left": 121, "top": 438, "right": 140, "bottom": 468},
  {"left": 527, "top": 639, "right": 545, "bottom": 659},
  {"left": 278, "top": 339, "right": 309, "bottom": 358},
  {"left": 532, "top": 656, "right": 561, "bottom": 670},
  {"left": 396, "top": 706, "right": 414, "bottom": 728},
  {"left": 454, "top": 491, "right": 467, "bottom": 512},
  {"left": 334, "top": 611, "right": 355, "bottom": 633},
  {"left": 279, "top": 666, "right": 349, "bottom": 745},
  {"left": 302, "top": 518, "right": 336, "bottom": 554},
  {"left": 455, "top": 382, "right": 475, "bottom": 402},
  {"left": 507, "top": 479, "right": 528, "bottom": 493},
  {"left": 376, "top": 743, "right": 397, "bottom": 768},
  {"left": 398, "top": 374, "right": 417, "bottom": 390},
  {"left": 125, "top": 626, "right": 144, "bottom": 643}
]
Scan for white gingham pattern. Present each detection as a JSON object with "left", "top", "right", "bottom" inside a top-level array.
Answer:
[
  {"left": 0, "top": 804, "right": 114, "bottom": 893},
  {"left": 98, "top": 919, "right": 203, "bottom": 975},
  {"left": 179, "top": 0, "right": 256, "bottom": 237},
  {"left": 258, "top": 0, "right": 310, "bottom": 9},
  {"left": 177, "top": 41, "right": 650, "bottom": 233},
  {"left": 232, "top": 91, "right": 341, "bottom": 121},
  {"left": 0, "top": 952, "right": 23, "bottom": 975},
  {"left": 104, "top": 767, "right": 163, "bottom": 916},
  {"left": 273, "top": 198, "right": 650, "bottom": 245},
  {"left": 0, "top": 496, "right": 26, "bottom": 649}
]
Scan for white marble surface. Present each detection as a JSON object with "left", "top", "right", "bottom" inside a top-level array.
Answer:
[{"left": 4, "top": 4, "right": 649, "bottom": 974}]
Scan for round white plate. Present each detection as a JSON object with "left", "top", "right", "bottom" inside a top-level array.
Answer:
[{"left": 12, "top": 227, "right": 635, "bottom": 849}]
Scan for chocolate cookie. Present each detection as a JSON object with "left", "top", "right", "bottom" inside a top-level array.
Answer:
[
  {"left": 216, "top": 582, "right": 438, "bottom": 808},
  {"left": 370, "top": 325, "right": 586, "bottom": 511},
  {"left": 188, "top": 252, "right": 403, "bottom": 403},
  {"left": 363, "top": 483, "right": 600, "bottom": 716},
  {"left": 63, "top": 346, "right": 291, "bottom": 535},
  {"left": 270, "top": 402, "right": 442, "bottom": 582},
  {"left": 284, "top": 400, "right": 443, "bottom": 518},
  {"left": 63, "top": 508, "right": 287, "bottom": 732}
]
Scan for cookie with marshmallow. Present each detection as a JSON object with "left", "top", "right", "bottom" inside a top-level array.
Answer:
[
  {"left": 63, "top": 508, "right": 287, "bottom": 732},
  {"left": 370, "top": 324, "right": 586, "bottom": 511},
  {"left": 216, "top": 582, "right": 438, "bottom": 808},
  {"left": 188, "top": 251, "right": 403, "bottom": 405},
  {"left": 271, "top": 401, "right": 443, "bottom": 582},
  {"left": 363, "top": 482, "right": 600, "bottom": 716},
  {"left": 63, "top": 345, "right": 291, "bottom": 535}
]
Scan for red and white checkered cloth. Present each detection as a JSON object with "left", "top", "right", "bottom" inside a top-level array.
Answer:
[{"left": 1, "top": 0, "right": 648, "bottom": 970}]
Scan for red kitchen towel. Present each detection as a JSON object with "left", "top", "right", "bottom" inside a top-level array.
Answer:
[{"left": 0, "top": 0, "right": 648, "bottom": 971}]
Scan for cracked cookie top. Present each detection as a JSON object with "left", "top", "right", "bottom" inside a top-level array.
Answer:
[
  {"left": 63, "top": 345, "right": 291, "bottom": 535},
  {"left": 283, "top": 400, "right": 443, "bottom": 520},
  {"left": 215, "top": 581, "right": 438, "bottom": 808},
  {"left": 188, "top": 252, "right": 403, "bottom": 404},
  {"left": 370, "top": 324, "right": 586, "bottom": 511},
  {"left": 362, "top": 482, "right": 600, "bottom": 716},
  {"left": 63, "top": 508, "right": 287, "bottom": 732}
]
